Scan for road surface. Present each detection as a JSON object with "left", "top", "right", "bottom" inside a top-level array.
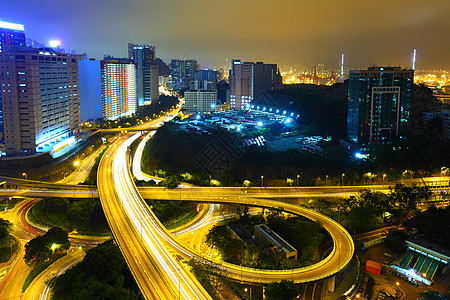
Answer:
[{"left": 98, "top": 132, "right": 211, "bottom": 300}]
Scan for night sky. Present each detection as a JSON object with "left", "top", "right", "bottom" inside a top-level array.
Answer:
[{"left": 3, "top": 0, "right": 449, "bottom": 70}]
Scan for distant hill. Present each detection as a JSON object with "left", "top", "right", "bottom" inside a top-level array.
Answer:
[{"left": 153, "top": 58, "right": 171, "bottom": 76}]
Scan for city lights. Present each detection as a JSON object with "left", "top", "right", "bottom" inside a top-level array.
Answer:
[
  {"left": 1, "top": 4, "right": 449, "bottom": 300},
  {"left": 0, "top": 20, "right": 24, "bottom": 31},
  {"left": 49, "top": 40, "right": 61, "bottom": 48}
]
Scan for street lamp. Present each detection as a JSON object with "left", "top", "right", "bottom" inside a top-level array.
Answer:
[
  {"left": 326, "top": 175, "right": 328, "bottom": 186},
  {"left": 22, "top": 172, "right": 27, "bottom": 180},
  {"left": 260, "top": 175, "right": 264, "bottom": 189},
  {"left": 341, "top": 173, "right": 345, "bottom": 186},
  {"left": 74, "top": 160, "right": 80, "bottom": 167},
  {"left": 244, "top": 287, "right": 252, "bottom": 300},
  {"left": 383, "top": 174, "right": 386, "bottom": 183},
  {"left": 297, "top": 174, "right": 300, "bottom": 187}
]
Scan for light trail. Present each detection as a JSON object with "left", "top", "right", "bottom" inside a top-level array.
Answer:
[{"left": 98, "top": 132, "right": 211, "bottom": 299}]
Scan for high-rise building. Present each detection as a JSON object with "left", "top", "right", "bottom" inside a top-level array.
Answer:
[
  {"left": 0, "top": 46, "right": 80, "bottom": 156},
  {"left": 133, "top": 45, "right": 159, "bottom": 106},
  {"left": 190, "top": 69, "right": 218, "bottom": 90},
  {"left": 229, "top": 60, "right": 282, "bottom": 110},
  {"left": 253, "top": 62, "right": 282, "bottom": 98},
  {"left": 170, "top": 59, "right": 198, "bottom": 90},
  {"left": 0, "top": 21, "right": 26, "bottom": 53},
  {"left": 229, "top": 60, "right": 253, "bottom": 110},
  {"left": 101, "top": 57, "right": 137, "bottom": 120},
  {"left": 128, "top": 43, "right": 155, "bottom": 61},
  {"left": 347, "top": 66, "right": 414, "bottom": 145},
  {"left": 78, "top": 58, "right": 102, "bottom": 121},
  {"left": 184, "top": 90, "right": 217, "bottom": 112},
  {"left": 68, "top": 54, "right": 81, "bottom": 135}
]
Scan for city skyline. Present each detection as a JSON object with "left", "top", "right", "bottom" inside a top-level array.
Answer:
[{"left": 2, "top": 0, "right": 450, "bottom": 70}]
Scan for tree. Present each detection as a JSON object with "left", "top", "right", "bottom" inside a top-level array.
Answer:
[
  {"left": 418, "top": 290, "right": 444, "bottom": 300},
  {"left": 81, "top": 240, "right": 125, "bottom": 284},
  {"left": 162, "top": 175, "right": 179, "bottom": 189},
  {"left": 0, "top": 218, "right": 12, "bottom": 241},
  {"left": 265, "top": 280, "right": 299, "bottom": 300},
  {"left": 345, "top": 207, "right": 379, "bottom": 233},
  {"left": 403, "top": 206, "right": 450, "bottom": 248},
  {"left": 389, "top": 184, "right": 431, "bottom": 216},
  {"left": 52, "top": 241, "right": 139, "bottom": 300},
  {"left": 383, "top": 229, "right": 408, "bottom": 253},
  {"left": 24, "top": 227, "right": 70, "bottom": 266}
]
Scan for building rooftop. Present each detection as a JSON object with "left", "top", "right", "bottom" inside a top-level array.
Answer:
[
  {"left": 255, "top": 224, "right": 297, "bottom": 254},
  {"left": 228, "top": 224, "right": 255, "bottom": 245},
  {"left": 0, "top": 20, "right": 25, "bottom": 31},
  {"left": 407, "top": 234, "right": 450, "bottom": 262}
]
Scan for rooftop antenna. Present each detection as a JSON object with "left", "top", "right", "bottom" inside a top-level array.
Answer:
[
  {"left": 341, "top": 53, "right": 344, "bottom": 77},
  {"left": 412, "top": 49, "right": 416, "bottom": 70}
]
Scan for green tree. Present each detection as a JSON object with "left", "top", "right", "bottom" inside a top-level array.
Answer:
[
  {"left": 383, "top": 229, "right": 408, "bottom": 253},
  {"left": 418, "top": 290, "right": 444, "bottom": 300},
  {"left": 24, "top": 227, "right": 69, "bottom": 266},
  {"left": 345, "top": 207, "right": 379, "bottom": 233},
  {"left": 0, "top": 218, "right": 12, "bottom": 241},
  {"left": 52, "top": 240, "right": 139, "bottom": 300},
  {"left": 81, "top": 240, "right": 125, "bottom": 284},
  {"left": 403, "top": 206, "right": 450, "bottom": 248},
  {"left": 389, "top": 184, "right": 431, "bottom": 216},
  {"left": 163, "top": 175, "right": 179, "bottom": 189},
  {"left": 265, "top": 280, "right": 299, "bottom": 300}
]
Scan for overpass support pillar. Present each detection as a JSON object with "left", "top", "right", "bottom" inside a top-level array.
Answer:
[{"left": 327, "top": 276, "right": 335, "bottom": 293}]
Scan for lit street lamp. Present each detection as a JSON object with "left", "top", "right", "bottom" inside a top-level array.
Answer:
[
  {"left": 326, "top": 175, "right": 328, "bottom": 186},
  {"left": 244, "top": 287, "right": 252, "bottom": 300},
  {"left": 383, "top": 174, "right": 386, "bottom": 183},
  {"left": 261, "top": 175, "right": 264, "bottom": 189},
  {"left": 297, "top": 174, "right": 300, "bottom": 187},
  {"left": 341, "top": 173, "right": 345, "bottom": 186},
  {"left": 22, "top": 172, "right": 27, "bottom": 180}
]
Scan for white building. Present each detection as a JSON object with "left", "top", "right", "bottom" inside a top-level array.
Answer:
[
  {"left": 101, "top": 57, "right": 137, "bottom": 120},
  {"left": 183, "top": 90, "right": 217, "bottom": 112}
]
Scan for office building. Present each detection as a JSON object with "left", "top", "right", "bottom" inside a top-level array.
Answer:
[
  {"left": 183, "top": 90, "right": 217, "bottom": 112},
  {"left": 170, "top": 59, "right": 198, "bottom": 90},
  {"left": 347, "top": 66, "right": 413, "bottom": 145},
  {"left": 0, "top": 46, "right": 80, "bottom": 156},
  {"left": 190, "top": 69, "right": 218, "bottom": 90},
  {"left": 101, "top": 57, "right": 137, "bottom": 121},
  {"left": 229, "top": 60, "right": 282, "bottom": 110},
  {"left": 78, "top": 58, "right": 102, "bottom": 121},
  {"left": 68, "top": 54, "right": 81, "bottom": 133},
  {"left": 133, "top": 45, "right": 159, "bottom": 105},
  {"left": 253, "top": 62, "right": 282, "bottom": 97},
  {"left": 0, "top": 21, "right": 26, "bottom": 53},
  {"left": 128, "top": 43, "right": 155, "bottom": 61}
]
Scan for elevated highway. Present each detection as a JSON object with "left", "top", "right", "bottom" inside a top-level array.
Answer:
[{"left": 94, "top": 131, "right": 354, "bottom": 300}]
